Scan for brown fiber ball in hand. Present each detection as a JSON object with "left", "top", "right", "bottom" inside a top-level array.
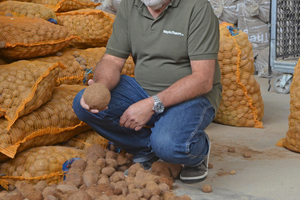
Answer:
[{"left": 83, "top": 83, "right": 111, "bottom": 110}]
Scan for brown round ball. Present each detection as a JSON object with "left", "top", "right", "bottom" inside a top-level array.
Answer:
[
  {"left": 0, "top": 41, "right": 6, "bottom": 48},
  {"left": 230, "top": 170, "right": 236, "bottom": 175},
  {"left": 56, "top": 52, "right": 63, "bottom": 56},
  {"left": 83, "top": 83, "right": 111, "bottom": 110},
  {"left": 227, "top": 147, "right": 235, "bottom": 153},
  {"left": 202, "top": 184, "right": 212, "bottom": 193},
  {"left": 5, "top": 13, "right": 13, "bottom": 17},
  {"left": 243, "top": 151, "right": 251, "bottom": 158}
]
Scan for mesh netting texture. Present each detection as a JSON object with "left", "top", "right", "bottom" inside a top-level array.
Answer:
[
  {"left": 214, "top": 22, "right": 264, "bottom": 128},
  {"left": 56, "top": 9, "right": 115, "bottom": 49},
  {"left": 30, "top": 47, "right": 135, "bottom": 86},
  {"left": 0, "top": 85, "right": 91, "bottom": 161},
  {"left": 0, "top": 60, "right": 65, "bottom": 131},
  {"left": 0, "top": 146, "right": 86, "bottom": 188},
  {"left": 61, "top": 129, "right": 109, "bottom": 150},
  {"left": 282, "top": 59, "right": 300, "bottom": 152},
  {"left": 0, "top": 16, "right": 79, "bottom": 60},
  {"left": 0, "top": 1, "right": 57, "bottom": 20}
]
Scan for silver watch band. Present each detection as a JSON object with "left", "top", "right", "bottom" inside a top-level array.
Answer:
[{"left": 153, "top": 95, "right": 160, "bottom": 102}]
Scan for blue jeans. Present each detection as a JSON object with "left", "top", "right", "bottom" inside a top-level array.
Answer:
[{"left": 73, "top": 75, "right": 215, "bottom": 166}]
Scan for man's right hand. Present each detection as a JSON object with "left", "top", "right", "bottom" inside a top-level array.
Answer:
[{"left": 80, "top": 79, "right": 108, "bottom": 113}]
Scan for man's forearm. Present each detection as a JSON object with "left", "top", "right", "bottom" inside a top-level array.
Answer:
[
  {"left": 93, "top": 54, "right": 126, "bottom": 91},
  {"left": 157, "top": 72, "right": 213, "bottom": 108},
  {"left": 157, "top": 59, "right": 215, "bottom": 108}
]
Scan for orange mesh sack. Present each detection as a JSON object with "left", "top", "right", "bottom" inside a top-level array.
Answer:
[
  {"left": 78, "top": 47, "right": 135, "bottom": 82},
  {"left": 56, "top": 9, "right": 115, "bottom": 49},
  {"left": 0, "top": 146, "right": 86, "bottom": 188},
  {"left": 279, "top": 58, "right": 300, "bottom": 152},
  {"left": 61, "top": 129, "right": 109, "bottom": 150},
  {"left": 0, "top": 1, "right": 57, "bottom": 21},
  {"left": 0, "top": 61, "right": 64, "bottom": 131},
  {"left": 0, "top": 16, "right": 79, "bottom": 60},
  {"left": 214, "top": 22, "right": 264, "bottom": 128},
  {"left": 1, "top": 0, "right": 32, "bottom": 2},
  {"left": 31, "top": 47, "right": 135, "bottom": 86},
  {"left": 31, "top": 0, "right": 101, "bottom": 13},
  {"left": 0, "top": 85, "right": 91, "bottom": 161},
  {"left": 84, "top": 47, "right": 135, "bottom": 77},
  {"left": 30, "top": 48, "right": 95, "bottom": 86}
]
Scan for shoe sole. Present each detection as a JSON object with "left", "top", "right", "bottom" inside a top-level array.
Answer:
[
  {"left": 180, "top": 171, "right": 208, "bottom": 183},
  {"left": 180, "top": 141, "right": 211, "bottom": 183}
]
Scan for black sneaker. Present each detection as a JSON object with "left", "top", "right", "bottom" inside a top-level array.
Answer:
[
  {"left": 124, "top": 156, "right": 160, "bottom": 176},
  {"left": 180, "top": 143, "right": 211, "bottom": 183}
]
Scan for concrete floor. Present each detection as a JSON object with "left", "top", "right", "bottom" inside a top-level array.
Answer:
[{"left": 174, "top": 76, "right": 300, "bottom": 200}]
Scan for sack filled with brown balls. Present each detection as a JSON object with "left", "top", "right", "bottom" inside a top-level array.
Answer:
[
  {"left": 278, "top": 58, "right": 300, "bottom": 152},
  {"left": 30, "top": 47, "right": 135, "bottom": 86},
  {"left": 0, "top": 85, "right": 91, "bottom": 161},
  {"left": 0, "top": 60, "right": 65, "bottom": 131},
  {"left": 214, "top": 22, "right": 264, "bottom": 128},
  {"left": 81, "top": 47, "right": 136, "bottom": 80},
  {"left": 0, "top": 146, "right": 86, "bottom": 189},
  {"left": 0, "top": 16, "right": 79, "bottom": 60},
  {"left": 30, "top": 48, "right": 97, "bottom": 86},
  {"left": 60, "top": 129, "right": 109, "bottom": 150},
  {"left": 31, "top": 0, "right": 101, "bottom": 13},
  {"left": 56, "top": 9, "right": 115, "bottom": 49},
  {"left": 0, "top": 1, "right": 57, "bottom": 21}
]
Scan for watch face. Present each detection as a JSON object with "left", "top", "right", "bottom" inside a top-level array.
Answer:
[
  {"left": 152, "top": 95, "right": 164, "bottom": 114},
  {"left": 154, "top": 102, "right": 164, "bottom": 113}
]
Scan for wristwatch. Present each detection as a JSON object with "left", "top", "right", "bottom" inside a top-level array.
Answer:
[{"left": 152, "top": 95, "right": 165, "bottom": 114}]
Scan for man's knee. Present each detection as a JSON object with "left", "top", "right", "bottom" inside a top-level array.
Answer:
[
  {"left": 150, "top": 131, "right": 209, "bottom": 165},
  {"left": 150, "top": 136, "right": 179, "bottom": 163}
]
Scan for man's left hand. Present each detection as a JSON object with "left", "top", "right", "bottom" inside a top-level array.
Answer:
[{"left": 119, "top": 98, "right": 155, "bottom": 131}]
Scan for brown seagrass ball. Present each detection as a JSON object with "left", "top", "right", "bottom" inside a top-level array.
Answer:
[
  {"left": 83, "top": 83, "right": 111, "bottom": 110},
  {"left": 202, "top": 184, "right": 212, "bottom": 193}
]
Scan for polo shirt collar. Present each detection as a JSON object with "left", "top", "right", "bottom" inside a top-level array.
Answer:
[{"left": 135, "top": 0, "right": 181, "bottom": 9}]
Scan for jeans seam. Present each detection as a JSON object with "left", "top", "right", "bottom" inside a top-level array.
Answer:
[{"left": 186, "top": 103, "right": 213, "bottom": 155}]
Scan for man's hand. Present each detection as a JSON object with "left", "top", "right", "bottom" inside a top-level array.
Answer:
[
  {"left": 80, "top": 79, "right": 108, "bottom": 113},
  {"left": 119, "top": 97, "right": 155, "bottom": 131}
]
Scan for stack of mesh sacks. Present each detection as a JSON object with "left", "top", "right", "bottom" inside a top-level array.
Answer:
[
  {"left": 215, "top": 22, "right": 264, "bottom": 128},
  {"left": 0, "top": 0, "right": 135, "bottom": 187}
]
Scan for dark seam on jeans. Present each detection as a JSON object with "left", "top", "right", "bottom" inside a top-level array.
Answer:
[{"left": 185, "top": 103, "right": 213, "bottom": 155}]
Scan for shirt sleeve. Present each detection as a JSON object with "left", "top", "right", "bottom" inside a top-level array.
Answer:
[
  {"left": 105, "top": 0, "right": 131, "bottom": 59},
  {"left": 188, "top": 1, "right": 220, "bottom": 61}
]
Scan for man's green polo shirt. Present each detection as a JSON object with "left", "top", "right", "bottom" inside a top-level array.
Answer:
[{"left": 105, "top": 0, "right": 222, "bottom": 115}]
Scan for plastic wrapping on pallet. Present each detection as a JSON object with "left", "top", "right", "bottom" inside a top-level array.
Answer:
[
  {"left": 209, "top": 0, "right": 240, "bottom": 24},
  {"left": 94, "top": 0, "right": 120, "bottom": 15},
  {"left": 237, "top": 16, "right": 269, "bottom": 57},
  {"left": 254, "top": 47, "right": 282, "bottom": 78},
  {"left": 258, "top": 0, "right": 270, "bottom": 23},
  {"left": 238, "top": 0, "right": 260, "bottom": 17}
]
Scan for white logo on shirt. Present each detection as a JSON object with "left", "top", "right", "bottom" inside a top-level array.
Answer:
[{"left": 163, "top": 30, "right": 184, "bottom": 36}]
